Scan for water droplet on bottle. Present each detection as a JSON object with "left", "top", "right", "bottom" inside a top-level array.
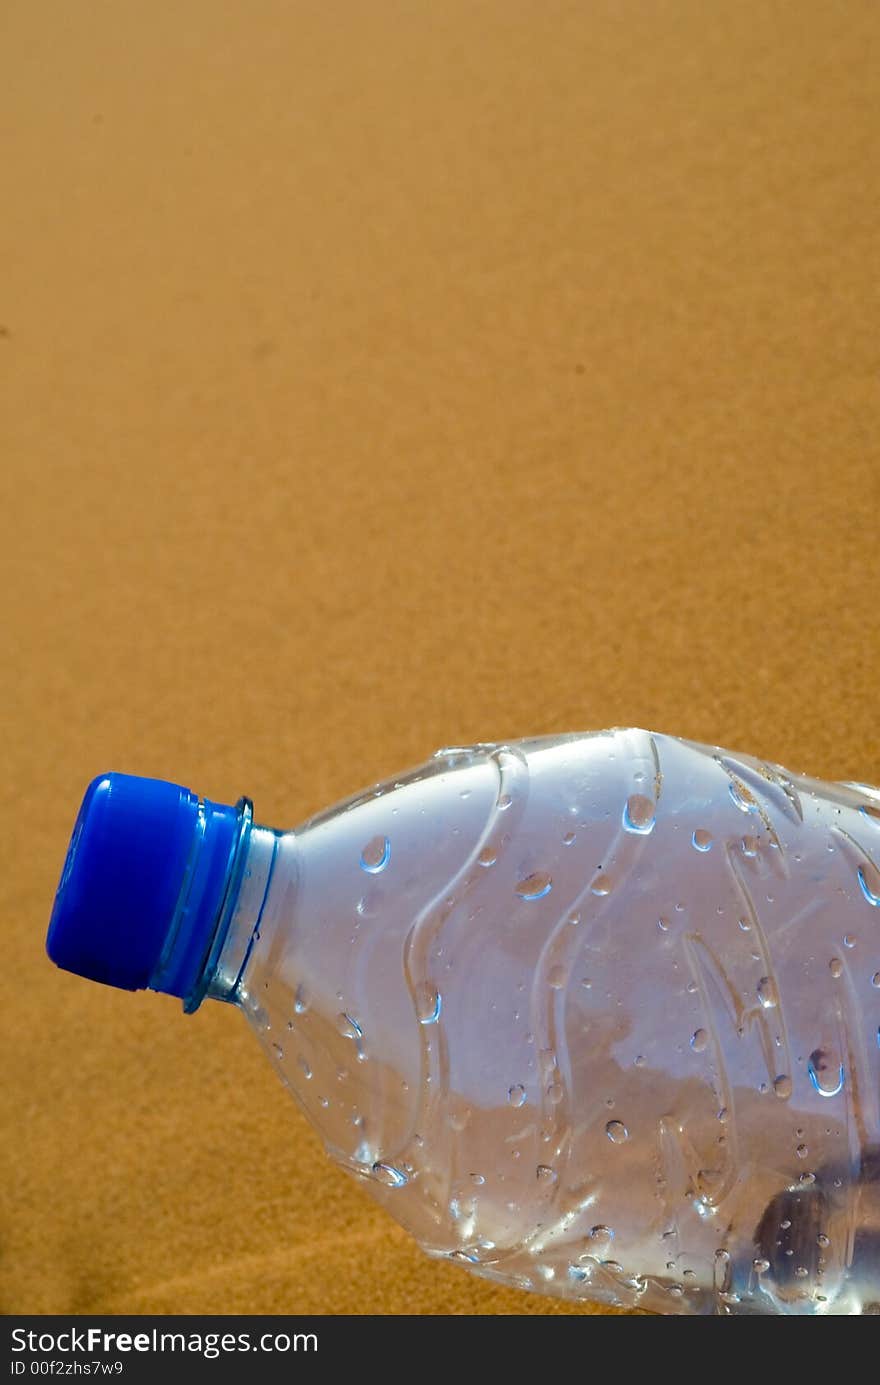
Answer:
[
  {"left": 516, "top": 871, "right": 553, "bottom": 901},
  {"left": 857, "top": 864, "right": 880, "bottom": 906},
  {"left": 587, "top": 1224, "right": 613, "bottom": 1248},
  {"left": 872, "top": 972, "right": 880, "bottom": 988},
  {"left": 829, "top": 957, "right": 843, "bottom": 979},
  {"left": 562, "top": 830, "right": 576, "bottom": 846},
  {"left": 508, "top": 1084, "right": 526, "bottom": 1108},
  {"left": 757, "top": 976, "right": 779, "bottom": 1009},
  {"left": 729, "top": 779, "right": 757, "bottom": 813},
  {"left": 623, "top": 794, "right": 656, "bottom": 835},
  {"left": 271, "top": 1042, "right": 284, "bottom": 1060},
  {"left": 692, "top": 829, "right": 713, "bottom": 852},
  {"left": 371, "top": 1162, "right": 407, "bottom": 1188},
  {"left": 799, "top": 1171, "right": 816, "bottom": 1186},
  {"left": 337, "top": 1012, "right": 363, "bottom": 1040},
  {"left": 415, "top": 984, "right": 442, "bottom": 1025},
  {"left": 808, "top": 1049, "right": 845, "bottom": 1097},
  {"left": 690, "top": 1029, "right": 708, "bottom": 1053},
  {"left": 773, "top": 1075, "right": 792, "bottom": 1099},
  {"left": 843, "top": 934, "right": 856, "bottom": 948},
  {"left": 658, "top": 915, "right": 671, "bottom": 932},
  {"left": 605, "top": 1119, "right": 629, "bottom": 1144},
  {"left": 548, "top": 964, "right": 567, "bottom": 990},
  {"left": 742, "top": 836, "right": 758, "bottom": 858},
  {"left": 817, "top": 1233, "right": 830, "bottom": 1248},
  {"left": 360, "top": 836, "right": 390, "bottom": 874},
  {"left": 477, "top": 847, "right": 497, "bottom": 868},
  {"left": 294, "top": 983, "right": 309, "bottom": 1014},
  {"left": 536, "top": 1164, "right": 557, "bottom": 1185},
  {"left": 753, "top": 1257, "right": 770, "bottom": 1274},
  {"left": 717, "top": 1106, "right": 729, "bottom": 1123},
  {"left": 497, "top": 792, "right": 512, "bottom": 811},
  {"left": 547, "top": 1082, "right": 564, "bottom": 1105},
  {"left": 738, "top": 916, "right": 752, "bottom": 932},
  {"left": 297, "top": 1054, "right": 311, "bottom": 1079},
  {"left": 591, "top": 874, "right": 613, "bottom": 897},
  {"left": 796, "top": 1142, "right": 808, "bottom": 1159}
]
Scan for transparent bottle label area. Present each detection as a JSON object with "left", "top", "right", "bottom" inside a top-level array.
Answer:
[{"left": 233, "top": 731, "right": 880, "bottom": 1314}]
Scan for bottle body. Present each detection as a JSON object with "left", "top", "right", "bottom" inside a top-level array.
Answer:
[{"left": 222, "top": 731, "right": 880, "bottom": 1315}]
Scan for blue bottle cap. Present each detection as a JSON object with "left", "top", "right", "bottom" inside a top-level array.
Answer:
[{"left": 46, "top": 773, "right": 250, "bottom": 1008}]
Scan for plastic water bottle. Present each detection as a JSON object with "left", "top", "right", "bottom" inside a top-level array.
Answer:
[{"left": 46, "top": 730, "right": 880, "bottom": 1315}]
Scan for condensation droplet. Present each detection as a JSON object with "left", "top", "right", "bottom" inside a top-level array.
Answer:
[
  {"left": 872, "top": 972, "right": 880, "bottom": 988},
  {"left": 605, "top": 1119, "right": 629, "bottom": 1144},
  {"left": 808, "top": 1049, "right": 845, "bottom": 1097},
  {"left": 587, "top": 1225, "right": 613, "bottom": 1250},
  {"left": 796, "top": 1143, "right": 808, "bottom": 1159},
  {"left": 729, "top": 778, "right": 757, "bottom": 813},
  {"left": 829, "top": 957, "right": 843, "bottom": 979},
  {"left": 516, "top": 871, "right": 553, "bottom": 901},
  {"left": 371, "top": 1162, "right": 407, "bottom": 1187},
  {"left": 548, "top": 964, "right": 568, "bottom": 990},
  {"left": 562, "top": 830, "right": 576, "bottom": 846},
  {"left": 753, "top": 1258, "right": 770, "bottom": 1274},
  {"left": 857, "top": 864, "right": 880, "bottom": 906},
  {"left": 658, "top": 915, "right": 671, "bottom": 932},
  {"left": 692, "top": 829, "right": 713, "bottom": 852},
  {"left": 843, "top": 934, "right": 856, "bottom": 949},
  {"left": 477, "top": 847, "right": 497, "bottom": 868},
  {"left": 738, "top": 917, "right": 752, "bottom": 932},
  {"left": 297, "top": 1054, "right": 311, "bottom": 1079},
  {"left": 773, "top": 1075, "right": 792, "bottom": 1099},
  {"left": 591, "top": 874, "right": 613, "bottom": 897},
  {"left": 690, "top": 1028, "right": 708, "bottom": 1053},
  {"left": 508, "top": 1084, "right": 526, "bottom": 1108},
  {"left": 536, "top": 1164, "right": 557, "bottom": 1185},
  {"left": 415, "top": 983, "right": 442, "bottom": 1025},
  {"left": 742, "top": 836, "right": 758, "bottom": 858},
  {"left": 337, "top": 1012, "right": 363, "bottom": 1040},
  {"left": 757, "top": 976, "right": 779, "bottom": 1009},
  {"left": 547, "top": 1082, "right": 564, "bottom": 1105},
  {"left": 294, "top": 983, "right": 309, "bottom": 1014},
  {"left": 623, "top": 794, "right": 656, "bottom": 835},
  {"left": 271, "top": 1042, "right": 284, "bottom": 1061},
  {"left": 497, "top": 792, "right": 512, "bottom": 811},
  {"left": 360, "top": 835, "right": 390, "bottom": 874}
]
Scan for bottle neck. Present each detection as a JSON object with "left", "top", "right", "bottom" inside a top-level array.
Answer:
[{"left": 198, "top": 824, "right": 280, "bottom": 1010}]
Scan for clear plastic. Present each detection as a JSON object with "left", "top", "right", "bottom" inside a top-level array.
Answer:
[{"left": 214, "top": 730, "right": 880, "bottom": 1315}]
